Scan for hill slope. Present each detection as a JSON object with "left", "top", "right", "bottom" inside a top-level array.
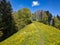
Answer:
[{"left": 0, "top": 22, "right": 60, "bottom": 45}]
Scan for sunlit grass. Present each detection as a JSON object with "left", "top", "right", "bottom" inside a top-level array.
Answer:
[{"left": 0, "top": 22, "right": 60, "bottom": 45}]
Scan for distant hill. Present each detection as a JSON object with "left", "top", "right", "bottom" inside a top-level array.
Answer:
[{"left": 0, "top": 22, "right": 60, "bottom": 45}]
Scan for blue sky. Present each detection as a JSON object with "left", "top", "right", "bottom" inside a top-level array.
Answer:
[{"left": 10, "top": 0, "right": 60, "bottom": 16}]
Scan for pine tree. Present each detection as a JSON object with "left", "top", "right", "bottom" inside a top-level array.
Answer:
[
  {"left": 0, "top": 0, "right": 17, "bottom": 42},
  {"left": 57, "top": 15, "right": 60, "bottom": 20},
  {"left": 46, "top": 11, "right": 52, "bottom": 25}
]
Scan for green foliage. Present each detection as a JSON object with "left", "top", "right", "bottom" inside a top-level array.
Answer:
[
  {"left": 57, "top": 15, "right": 60, "bottom": 20},
  {"left": 45, "top": 11, "right": 52, "bottom": 25},
  {"left": 13, "top": 8, "right": 32, "bottom": 30},
  {"left": 31, "top": 14, "right": 36, "bottom": 21},
  {"left": 0, "top": 31, "right": 3, "bottom": 37},
  {"left": 0, "top": 0, "right": 17, "bottom": 42},
  {"left": 34, "top": 10, "right": 53, "bottom": 25},
  {"left": 43, "top": 11, "right": 48, "bottom": 24},
  {"left": 54, "top": 17, "right": 60, "bottom": 29},
  {"left": 0, "top": 22, "right": 60, "bottom": 45}
]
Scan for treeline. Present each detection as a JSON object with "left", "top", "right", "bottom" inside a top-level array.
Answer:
[
  {"left": 33, "top": 10, "right": 60, "bottom": 29},
  {"left": 13, "top": 8, "right": 32, "bottom": 30},
  {"left": 0, "top": 0, "right": 32, "bottom": 42},
  {"left": 0, "top": 0, "right": 17, "bottom": 41}
]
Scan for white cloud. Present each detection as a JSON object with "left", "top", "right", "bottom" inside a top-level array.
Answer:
[{"left": 32, "top": 1, "right": 40, "bottom": 7}]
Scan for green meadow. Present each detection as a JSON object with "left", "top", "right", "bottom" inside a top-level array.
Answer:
[{"left": 0, "top": 22, "right": 60, "bottom": 45}]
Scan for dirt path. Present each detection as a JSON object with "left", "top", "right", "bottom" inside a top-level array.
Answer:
[{"left": 33, "top": 24, "right": 44, "bottom": 45}]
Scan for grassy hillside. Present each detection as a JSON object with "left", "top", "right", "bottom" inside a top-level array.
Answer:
[{"left": 0, "top": 22, "right": 60, "bottom": 45}]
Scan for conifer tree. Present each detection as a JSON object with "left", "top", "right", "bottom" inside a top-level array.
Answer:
[{"left": 0, "top": 0, "right": 17, "bottom": 41}]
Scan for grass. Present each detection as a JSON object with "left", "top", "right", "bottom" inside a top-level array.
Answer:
[{"left": 0, "top": 22, "right": 60, "bottom": 45}]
